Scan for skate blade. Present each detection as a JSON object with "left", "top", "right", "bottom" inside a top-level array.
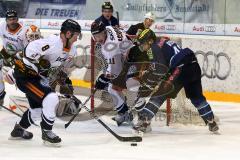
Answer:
[
  {"left": 211, "top": 130, "right": 221, "bottom": 135},
  {"left": 8, "top": 136, "right": 31, "bottom": 140},
  {"left": 43, "top": 140, "right": 61, "bottom": 147}
]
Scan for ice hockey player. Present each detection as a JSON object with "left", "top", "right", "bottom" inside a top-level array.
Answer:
[
  {"left": 91, "top": 21, "right": 135, "bottom": 126},
  {"left": 95, "top": 1, "right": 119, "bottom": 27},
  {"left": 9, "top": 19, "right": 81, "bottom": 146},
  {"left": 4, "top": 24, "right": 42, "bottom": 85},
  {"left": 132, "top": 37, "right": 219, "bottom": 134},
  {"left": 126, "top": 12, "right": 155, "bottom": 38},
  {"left": 0, "top": 10, "right": 30, "bottom": 106},
  {"left": 109, "top": 28, "right": 156, "bottom": 124}
]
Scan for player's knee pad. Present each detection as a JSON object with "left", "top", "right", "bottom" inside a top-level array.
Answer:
[
  {"left": 108, "top": 84, "right": 125, "bottom": 110},
  {"left": 126, "top": 78, "right": 143, "bottom": 107},
  {"left": 126, "top": 78, "right": 140, "bottom": 92},
  {"left": 190, "top": 97, "right": 214, "bottom": 121},
  {"left": 42, "top": 92, "right": 59, "bottom": 121}
]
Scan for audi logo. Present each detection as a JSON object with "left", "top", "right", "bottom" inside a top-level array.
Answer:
[
  {"left": 165, "top": 25, "right": 176, "bottom": 31},
  {"left": 195, "top": 51, "right": 231, "bottom": 80},
  {"left": 204, "top": 26, "right": 216, "bottom": 32}
]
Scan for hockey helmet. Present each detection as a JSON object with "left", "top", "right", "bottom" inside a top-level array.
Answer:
[
  {"left": 144, "top": 12, "right": 156, "bottom": 21},
  {"left": 26, "top": 25, "right": 41, "bottom": 42},
  {"left": 91, "top": 21, "right": 106, "bottom": 35},
  {"left": 102, "top": 2, "right": 113, "bottom": 11},
  {"left": 137, "top": 29, "right": 156, "bottom": 45},
  {"left": 61, "top": 19, "right": 81, "bottom": 33},
  {"left": 6, "top": 10, "right": 18, "bottom": 19}
]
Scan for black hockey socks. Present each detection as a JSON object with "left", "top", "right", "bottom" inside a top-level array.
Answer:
[
  {"left": 191, "top": 98, "right": 214, "bottom": 122},
  {"left": 19, "top": 109, "right": 34, "bottom": 129},
  {"left": 116, "top": 103, "right": 129, "bottom": 114},
  {"left": 41, "top": 113, "right": 54, "bottom": 130}
]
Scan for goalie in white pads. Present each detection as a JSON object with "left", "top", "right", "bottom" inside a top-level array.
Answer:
[
  {"left": 9, "top": 19, "right": 81, "bottom": 146},
  {"left": 91, "top": 22, "right": 135, "bottom": 126}
]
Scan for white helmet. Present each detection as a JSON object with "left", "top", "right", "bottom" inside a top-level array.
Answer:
[
  {"left": 26, "top": 25, "right": 41, "bottom": 42},
  {"left": 144, "top": 12, "right": 156, "bottom": 21}
]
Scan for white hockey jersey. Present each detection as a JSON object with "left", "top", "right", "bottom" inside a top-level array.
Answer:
[
  {"left": 0, "top": 21, "right": 28, "bottom": 55},
  {"left": 23, "top": 35, "right": 77, "bottom": 74},
  {"left": 101, "top": 26, "right": 133, "bottom": 77}
]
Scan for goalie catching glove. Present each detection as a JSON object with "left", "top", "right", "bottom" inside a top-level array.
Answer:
[{"left": 59, "top": 78, "right": 74, "bottom": 95}]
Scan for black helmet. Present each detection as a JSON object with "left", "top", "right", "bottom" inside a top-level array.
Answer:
[
  {"left": 102, "top": 2, "right": 113, "bottom": 11},
  {"left": 137, "top": 29, "right": 156, "bottom": 45},
  {"left": 91, "top": 21, "right": 106, "bottom": 35},
  {"left": 6, "top": 10, "right": 18, "bottom": 19},
  {"left": 61, "top": 19, "right": 81, "bottom": 33}
]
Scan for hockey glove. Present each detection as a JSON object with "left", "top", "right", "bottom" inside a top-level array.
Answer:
[
  {"left": 95, "top": 74, "right": 110, "bottom": 90},
  {"left": 60, "top": 78, "right": 74, "bottom": 95},
  {"left": 162, "top": 67, "right": 182, "bottom": 90},
  {"left": 60, "top": 84, "right": 74, "bottom": 95},
  {"left": 38, "top": 58, "right": 51, "bottom": 77}
]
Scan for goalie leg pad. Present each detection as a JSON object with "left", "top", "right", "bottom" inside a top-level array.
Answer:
[{"left": 56, "top": 97, "right": 78, "bottom": 117}]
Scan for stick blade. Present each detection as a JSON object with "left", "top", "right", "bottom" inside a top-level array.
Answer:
[{"left": 118, "top": 136, "right": 142, "bottom": 142}]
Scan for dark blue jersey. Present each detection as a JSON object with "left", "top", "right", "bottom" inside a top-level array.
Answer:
[
  {"left": 95, "top": 15, "right": 119, "bottom": 27},
  {"left": 152, "top": 39, "right": 196, "bottom": 70}
]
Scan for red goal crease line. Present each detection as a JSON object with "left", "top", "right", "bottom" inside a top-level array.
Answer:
[{"left": 72, "top": 79, "right": 240, "bottom": 103}]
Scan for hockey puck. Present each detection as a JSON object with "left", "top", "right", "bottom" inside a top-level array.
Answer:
[{"left": 131, "top": 143, "right": 137, "bottom": 146}]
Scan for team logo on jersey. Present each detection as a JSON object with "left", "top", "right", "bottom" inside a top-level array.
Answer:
[
  {"left": 56, "top": 56, "right": 67, "bottom": 62},
  {"left": 6, "top": 42, "right": 17, "bottom": 55}
]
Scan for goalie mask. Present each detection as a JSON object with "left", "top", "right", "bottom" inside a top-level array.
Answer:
[{"left": 26, "top": 25, "right": 41, "bottom": 42}]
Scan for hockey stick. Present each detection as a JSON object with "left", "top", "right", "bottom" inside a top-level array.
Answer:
[
  {"left": 70, "top": 95, "right": 142, "bottom": 142},
  {"left": 1, "top": 105, "right": 22, "bottom": 117},
  {"left": 1, "top": 104, "right": 39, "bottom": 127},
  {"left": 64, "top": 89, "right": 97, "bottom": 128}
]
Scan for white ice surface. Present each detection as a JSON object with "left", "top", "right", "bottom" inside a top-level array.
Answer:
[{"left": 0, "top": 83, "right": 240, "bottom": 160}]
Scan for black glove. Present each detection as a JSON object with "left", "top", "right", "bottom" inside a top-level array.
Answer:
[
  {"left": 60, "top": 77, "right": 74, "bottom": 95},
  {"left": 60, "top": 83, "right": 74, "bottom": 95},
  {"left": 95, "top": 74, "right": 110, "bottom": 90},
  {"left": 57, "top": 70, "right": 68, "bottom": 85},
  {"left": 38, "top": 58, "right": 51, "bottom": 77}
]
